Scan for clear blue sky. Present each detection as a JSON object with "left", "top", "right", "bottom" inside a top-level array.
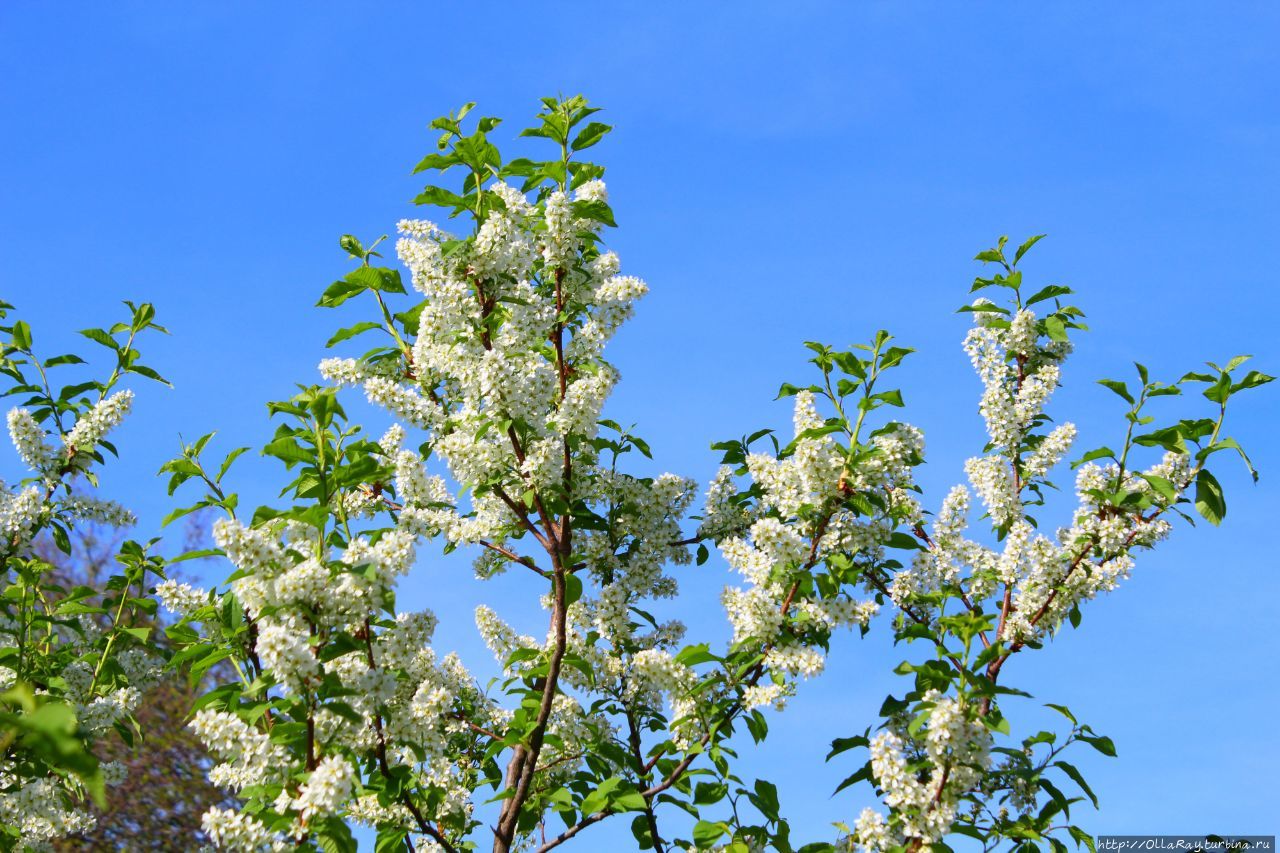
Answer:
[{"left": 2, "top": 1, "right": 1277, "bottom": 845}]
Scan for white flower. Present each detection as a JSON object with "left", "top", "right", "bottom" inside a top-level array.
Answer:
[
  {"left": 291, "top": 754, "right": 354, "bottom": 819},
  {"left": 65, "top": 390, "right": 133, "bottom": 456},
  {"left": 155, "top": 579, "right": 208, "bottom": 616},
  {"left": 7, "top": 408, "right": 60, "bottom": 473}
]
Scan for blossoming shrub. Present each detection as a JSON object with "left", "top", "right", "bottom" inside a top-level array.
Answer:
[
  {"left": 736, "top": 241, "right": 1271, "bottom": 850},
  {"left": 159, "top": 98, "right": 1270, "bottom": 853},
  {"left": 0, "top": 300, "right": 170, "bottom": 847}
]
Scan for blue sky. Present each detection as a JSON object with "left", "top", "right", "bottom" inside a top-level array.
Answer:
[{"left": 2, "top": 1, "right": 1278, "bottom": 845}]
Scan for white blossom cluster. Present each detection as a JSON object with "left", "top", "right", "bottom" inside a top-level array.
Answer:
[
  {"left": 893, "top": 308, "right": 1193, "bottom": 644},
  {"left": 193, "top": 497, "right": 502, "bottom": 840},
  {"left": 714, "top": 390, "right": 921, "bottom": 711},
  {"left": 856, "top": 695, "right": 992, "bottom": 849},
  {"left": 285, "top": 753, "right": 355, "bottom": 819},
  {"left": 997, "top": 451, "right": 1185, "bottom": 642},
  {"left": 849, "top": 297, "right": 1212, "bottom": 848},
  {"left": 7, "top": 408, "right": 60, "bottom": 477},
  {"left": 191, "top": 708, "right": 291, "bottom": 792},
  {"left": 962, "top": 306, "right": 1072, "bottom": 527},
  {"left": 156, "top": 578, "right": 210, "bottom": 617},
  {"left": 0, "top": 391, "right": 149, "bottom": 849},
  {"left": 0, "top": 481, "right": 43, "bottom": 547},
  {"left": 312, "top": 176, "right": 705, "bottom": 816},
  {"left": 328, "top": 180, "right": 649, "bottom": 510},
  {"left": 64, "top": 390, "right": 133, "bottom": 464},
  {"left": 200, "top": 807, "right": 291, "bottom": 853},
  {"left": 189, "top": 171, "right": 698, "bottom": 846},
  {"left": 0, "top": 776, "right": 96, "bottom": 848}
]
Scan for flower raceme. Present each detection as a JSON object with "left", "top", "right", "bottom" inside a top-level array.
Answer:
[{"left": 154, "top": 102, "right": 1271, "bottom": 853}]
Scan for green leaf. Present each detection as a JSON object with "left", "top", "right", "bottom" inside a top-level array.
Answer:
[
  {"left": 314, "top": 816, "right": 356, "bottom": 853},
  {"left": 322, "top": 701, "right": 364, "bottom": 723},
  {"left": 1078, "top": 734, "right": 1117, "bottom": 757},
  {"left": 630, "top": 814, "right": 654, "bottom": 847},
  {"left": 1194, "top": 469, "right": 1226, "bottom": 525},
  {"left": 826, "top": 734, "right": 869, "bottom": 760},
  {"left": 958, "top": 301, "right": 1010, "bottom": 314},
  {"left": 563, "top": 572, "right": 583, "bottom": 606},
  {"left": 44, "top": 353, "right": 86, "bottom": 367},
  {"left": 1132, "top": 425, "right": 1187, "bottom": 454},
  {"left": 1014, "top": 234, "right": 1047, "bottom": 264},
  {"left": 1044, "top": 315, "right": 1068, "bottom": 342},
  {"left": 887, "top": 531, "right": 925, "bottom": 551},
  {"left": 693, "top": 781, "right": 727, "bottom": 805},
  {"left": 871, "top": 389, "right": 904, "bottom": 407},
  {"left": 611, "top": 791, "right": 648, "bottom": 812},
  {"left": 580, "top": 776, "right": 621, "bottom": 815},
  {"left": 262, "top": 437, "right": 313, "bottom": 467},
  {"left": 218, "top": 447, "right": 250, "bottom": 483},
  {"left": 325, "top": 322, "right": 383, "bottom": 348},
  {"left": 346, "top": 265, "right": 406, "bottom": 294},
  {"left": 413, "top": 185, "right": 468, "bottom": 210},
  {"left": 570, "top": 121, "right": 611, "bottom": 151},
  {"left": 1069, "top": 826, "right": 1097, "bottom": 853},
  {"left": 1071, "top": 446, "right": 1116, "bottom": 469},
  {"left": 751, "top": 779, "right": 780, "bottom": 822},
  {"left": 129, "top": 364, "right": 171, "bottom": 386},
  {"left": 411, "top": 152, "right": 460, "bottom": 174},
  {"left": 78, "top": 328, "right": 119, "bottom": 351},
  {"left": 692, "top": 820, "right": 727, "bottom": 848},
  {"left": 1044, "top": 703, "right": 1076, "bottom": 725},
  {"left": 675, "top": 643, "right": 719, "bottom": 667},
  {"left": 833, "top": 763, "right": 872, "bottom": 794},
  {"left": 1204, "top": 371, "right": 1233, "bottom": 403},
  {"left": 982, "top": 710, "right": 1011, "bottom": 736},
  {"left": 375, "top": 829, "right": 408, "bottom": 853},
  {"left": 59, "top": 380, "right": 100, "bottom": 401},
  {"left": 1097, "top": 379, "right": 1134, "bottom": 405},
  {"left": 317, "top": 279, "right": 366, "bottom": 308},
  {"left": 1232, "top": 369, "right": 1274, "bottom": 393},
  {"left": 11, "top": 320, "right": 32, "bottom": 350},
  {"left": 573, "top": 199, "right": 616, "bottom": 227},
  {"left": 1040, "top": 777, "right": 1072, "bottom": 817},
  {"left": 1141, "top": 474, "right": 1178, "bottom": 502},
  {"left": 1025, "top": 284, "right": 1071, "bottom": 306},
  {"left": 339, "top": 234, "right": 365, "bottom": 258},
  {"left": 1054, "top": 760, "right": 1098, "bottom": 808},
  {"left": 1206, "top": 437, "right": 1260, "bottom": 483}
]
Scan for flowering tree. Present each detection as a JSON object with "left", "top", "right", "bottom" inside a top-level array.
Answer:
[
  {"left": 0, "top": 299, "right": 171, "bottom": 847},
  {"left": 156, "top": 98, "right": 1270, "bottom": 853},
  {"left": 743, "top": 246, "right": 1271, "bottom": 850}
]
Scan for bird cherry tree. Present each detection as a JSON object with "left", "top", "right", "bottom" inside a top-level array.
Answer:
[
  {"left": 740, "top": 241, "right": 1270, "bottom": 851},
  {"left": 156, "top": 97, "right": 1270, "bottom": 853},
  {"left": 0, "top": 300, "right": 172, "bottom": 848}
]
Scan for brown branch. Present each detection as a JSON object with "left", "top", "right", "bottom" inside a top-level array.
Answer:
[
  {"left": 448, "top": 713, "right": 503, "bottom": 742},
  {"left": 536, "top": 811, "right": 609, "bottom": 852},
  {"left": 493, "top": 555, "right": 570, "bottom": 850},
  {"left": 360, "top": 621, "right": 459, "bottom": 853},
  {"left": 625, "top": 706, "right": 666, "bottom": 853},
  {"left": 533, "top": 749, "right": 588, "bottom": 776},
  {"left": 491, "top": 485, "right": 553, "bottom": 551},
  {"left": 477, "top": 540, "right": 549, "bottom": 577}
]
